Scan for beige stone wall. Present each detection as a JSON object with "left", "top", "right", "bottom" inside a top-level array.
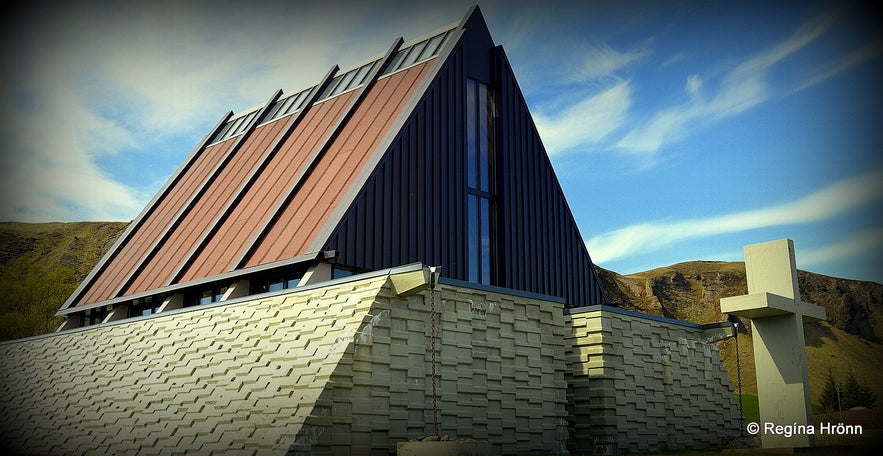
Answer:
[
  {"left": 324, "top": 280, "right": 570, "bottom": 455},
  {"left": 0, "top": 271, "right": 569, "bottom": 455},
  {"left": 0, "top": 268, "right": 742, "bottom": 455},
  {"left": 565, "top": 307, "right": 742, "bottom": 454}
]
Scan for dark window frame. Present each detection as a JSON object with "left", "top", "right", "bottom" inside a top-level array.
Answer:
[
  {"left": 249, "top": 266, "right": 306, "bottom": 295},
  {"left": 185, "top": 283, "right": 230, "bottom": 307},
  {"left": 129, "top": 295, "right": 163, "bottom": 318},
  {"left": 465, "top": 78, "right": 497, "bottom": 285}
]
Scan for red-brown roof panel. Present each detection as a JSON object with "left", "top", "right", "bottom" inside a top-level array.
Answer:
[
  {"left": 122, "top": 119, "right": 289, "bottom": 295},
  {"left": 177, "top": 92, "right": 357, "bottom": 282},
  {"left": 61, "top": 17, "right": 466, "bottom": 313},
  {"left": 74, "top": 138, "right": 238, "bottom": 306},
  {"left": 71, "top": 58, "right": 434, "bottom": 307},
  {"left": 244, "top": 61, "right": 432, "bottom": 267}
]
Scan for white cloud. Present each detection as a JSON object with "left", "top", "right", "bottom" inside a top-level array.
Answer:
[
  {"left": 586, "top": 169, "right": 883, "bottom": 263},
  {"left": 508, "top": 29, "right": 648, "bottom": 156},
  {"left": 0, "top": 95, "right": 144, "bottom": 222},
  {"left": 614, "top": 102, "right": 697, "bottom": 156},
  {"left": 49, "top": 2, "right": 352, "bottom": 135},
  {"left": 570, "top": 44, "right": 649, "bottom": 82},
  {"left": 534, "top": 81, "right": 632, "bottom": 154},
  {"left": 615, "top": 7, "right": 838, "bottom": 156},
  {"left": 685, "top": 74, "right": 702, "bottom": 98}
]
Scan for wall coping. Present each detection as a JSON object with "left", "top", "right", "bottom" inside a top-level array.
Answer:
[
  {"left": 437, "top": 277, "right": 567, "bottom": 304},
  {"left": 10, "top": 264, "right": 732, "bottom": 346},
  {"left": 565, "top": 304, "right": 734, "bottom": 331},
  {"left": 2, "top": 263, "right": 428, "bottom": 346}
]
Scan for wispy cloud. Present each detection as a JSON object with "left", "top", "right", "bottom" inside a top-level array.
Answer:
[
  {"left": 795, "top": 39, "right": 883, "bottom": 92},
  {"left": 586, "top": 169, "right": 883, "bottom": 264},
  {"left": 525, "top": 38, "right": 647, "bottom": 155},
  {"left": 0, "top": 0, "right": 413, "bottom": 222},
  {"left": 615, "top": 7, "right": 839, "bottom": 156},
  {"left": 568, "top": 43, "right": 649, "bottom": 83},
  {"left": 684, "top": 74, "right": 702, "bottom": 98},
  {"left": 534, "top": 81, "right": 632, "bottom": 154}
]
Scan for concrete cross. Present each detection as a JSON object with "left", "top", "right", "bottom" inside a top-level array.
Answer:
[{"left": 720, "top": 239, "right": 826, "bottom": 449}]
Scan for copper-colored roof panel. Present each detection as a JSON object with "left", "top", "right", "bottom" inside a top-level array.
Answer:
[
  {"left": 73, "top": 57, "right": 431, "bottom": 306},
  {"left": 75, "top": 139, "right": 237, "bottom": 306},
  {"left": 244, "top": 62, "right": 431, "bottom": 267},
  {"left": 122, "top": 119, "right": 288, "bottom": 295},
  {"left": 176, "top": 92, "right": 357, "bottom": 282},
  {"left": 62, "top": 17, "right": 470, "bottom": 313}
]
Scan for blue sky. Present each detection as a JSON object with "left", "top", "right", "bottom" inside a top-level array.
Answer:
[{"left": 1, "top": 0, "right": 881, "bottom": 283}]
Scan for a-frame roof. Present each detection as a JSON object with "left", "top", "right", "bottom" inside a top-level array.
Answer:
[
  {"left": 60, "top": 6, "right": 608, "bottom": 316},
  {"left": 60, "top": 14, "right": 464, "bottom": 314}
]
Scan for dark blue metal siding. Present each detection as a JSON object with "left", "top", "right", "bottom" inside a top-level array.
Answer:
[
  {"left": 494, "top": 46, "right": 608, "bottom": 306},
  {"left": 322, "top": 40, "right": 608, "bottom": 307}
]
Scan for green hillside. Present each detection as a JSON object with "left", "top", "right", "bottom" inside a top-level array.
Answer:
[{"left": 0, "top": 222, "right": 128, "bottom": 339}]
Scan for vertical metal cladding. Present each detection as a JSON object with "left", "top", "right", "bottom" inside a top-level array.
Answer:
[
  {"left": 495, "top": 47, "right": 608, "bottom": 307},
  {"left": 323, "top": 41, "right": 608, "bottom": 307},
  {"left": 323, "top": 43, "right": 465, "bottom": 279},
  {"left": 242, "top": 62, "right": 430, "bottom": 268}
]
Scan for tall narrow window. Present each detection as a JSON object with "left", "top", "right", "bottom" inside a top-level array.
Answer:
[{"left": 466, "top": 78, "right": 495, "bottom": 285}]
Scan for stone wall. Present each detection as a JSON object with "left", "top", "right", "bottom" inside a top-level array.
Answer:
[
  {"left": 0, "top": 268, "right": 569, "bottom": 455},
  {"left": 565, "top": 306, "right": 742, "bottom": 454},
  {"left": 0, "top": 267, "right": 742, "bottom": 455}
]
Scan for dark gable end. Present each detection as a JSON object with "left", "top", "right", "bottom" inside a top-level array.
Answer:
[
  {"left": 320, "top": 9, "right": 608, "bottom": 307},
  {"left": 59, "top": 5, "right": 606, "bottom": 324},
  {"left": 494, "top": 46, "right": 608, "bottom": 307}
]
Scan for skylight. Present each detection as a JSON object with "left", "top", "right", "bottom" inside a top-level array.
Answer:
[
  {"left": 207, "top": 26, "right": 456, "bottom": 147},
  {"left": 264, "top": 86, "right": 315, "bottom": 122},
  {"left": 381, "top": 28, "right": 454, "bottom": 76}
]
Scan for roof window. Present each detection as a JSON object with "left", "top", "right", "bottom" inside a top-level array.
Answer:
[
  {"left": 317, "top": 59, "right": 382, "bottom": 101},
  {"left": 382, "top": 28, "right": 454, "bottom": 75}
]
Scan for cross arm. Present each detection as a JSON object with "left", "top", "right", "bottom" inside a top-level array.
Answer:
[{"left": 720, "top": 292, "right": 826, "bottom": 323}]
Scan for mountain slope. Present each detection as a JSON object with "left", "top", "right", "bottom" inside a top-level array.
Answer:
[
  {"left": 0, "top": 222, "right": 128, "bottom": 280},
  {"left": 0, "top": 222, "right": 128, "bottom": 339},
  {"left": 597, "top": 261, "right": 883, "bottom": 406}
]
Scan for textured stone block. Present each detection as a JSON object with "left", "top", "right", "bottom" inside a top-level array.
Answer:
[{"left": 565, "top": 308, "right": 741, "bottom": 454}]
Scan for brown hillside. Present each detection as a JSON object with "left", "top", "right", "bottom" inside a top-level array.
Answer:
[
  {"left": 597, "top": 261, "right": 883, "bottom": 405},
  {"left": 0, "top": 222, "right": 128, "bottom": 282}
]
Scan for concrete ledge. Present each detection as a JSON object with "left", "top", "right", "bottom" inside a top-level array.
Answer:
[
  {"left": 797, "top": 300, "right": 827, "bottom": 322},
  {"left": 388, "top": 267, "right": 430, "bottom": 296}
]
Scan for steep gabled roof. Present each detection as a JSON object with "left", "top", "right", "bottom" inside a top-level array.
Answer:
[
  {"left": 60, "top": 15, "right": 463, "bottom": 314},
  {"left": 60, "top": 6, "right": 608, "bottom": 317}
]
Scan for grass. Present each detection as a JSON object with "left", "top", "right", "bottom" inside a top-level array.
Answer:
[
  {"left": 738, "top": 394, "right": 759, "bottom": 424},
  {"left": 716, "top": 324, "right": 883, "bottom": 414}
]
